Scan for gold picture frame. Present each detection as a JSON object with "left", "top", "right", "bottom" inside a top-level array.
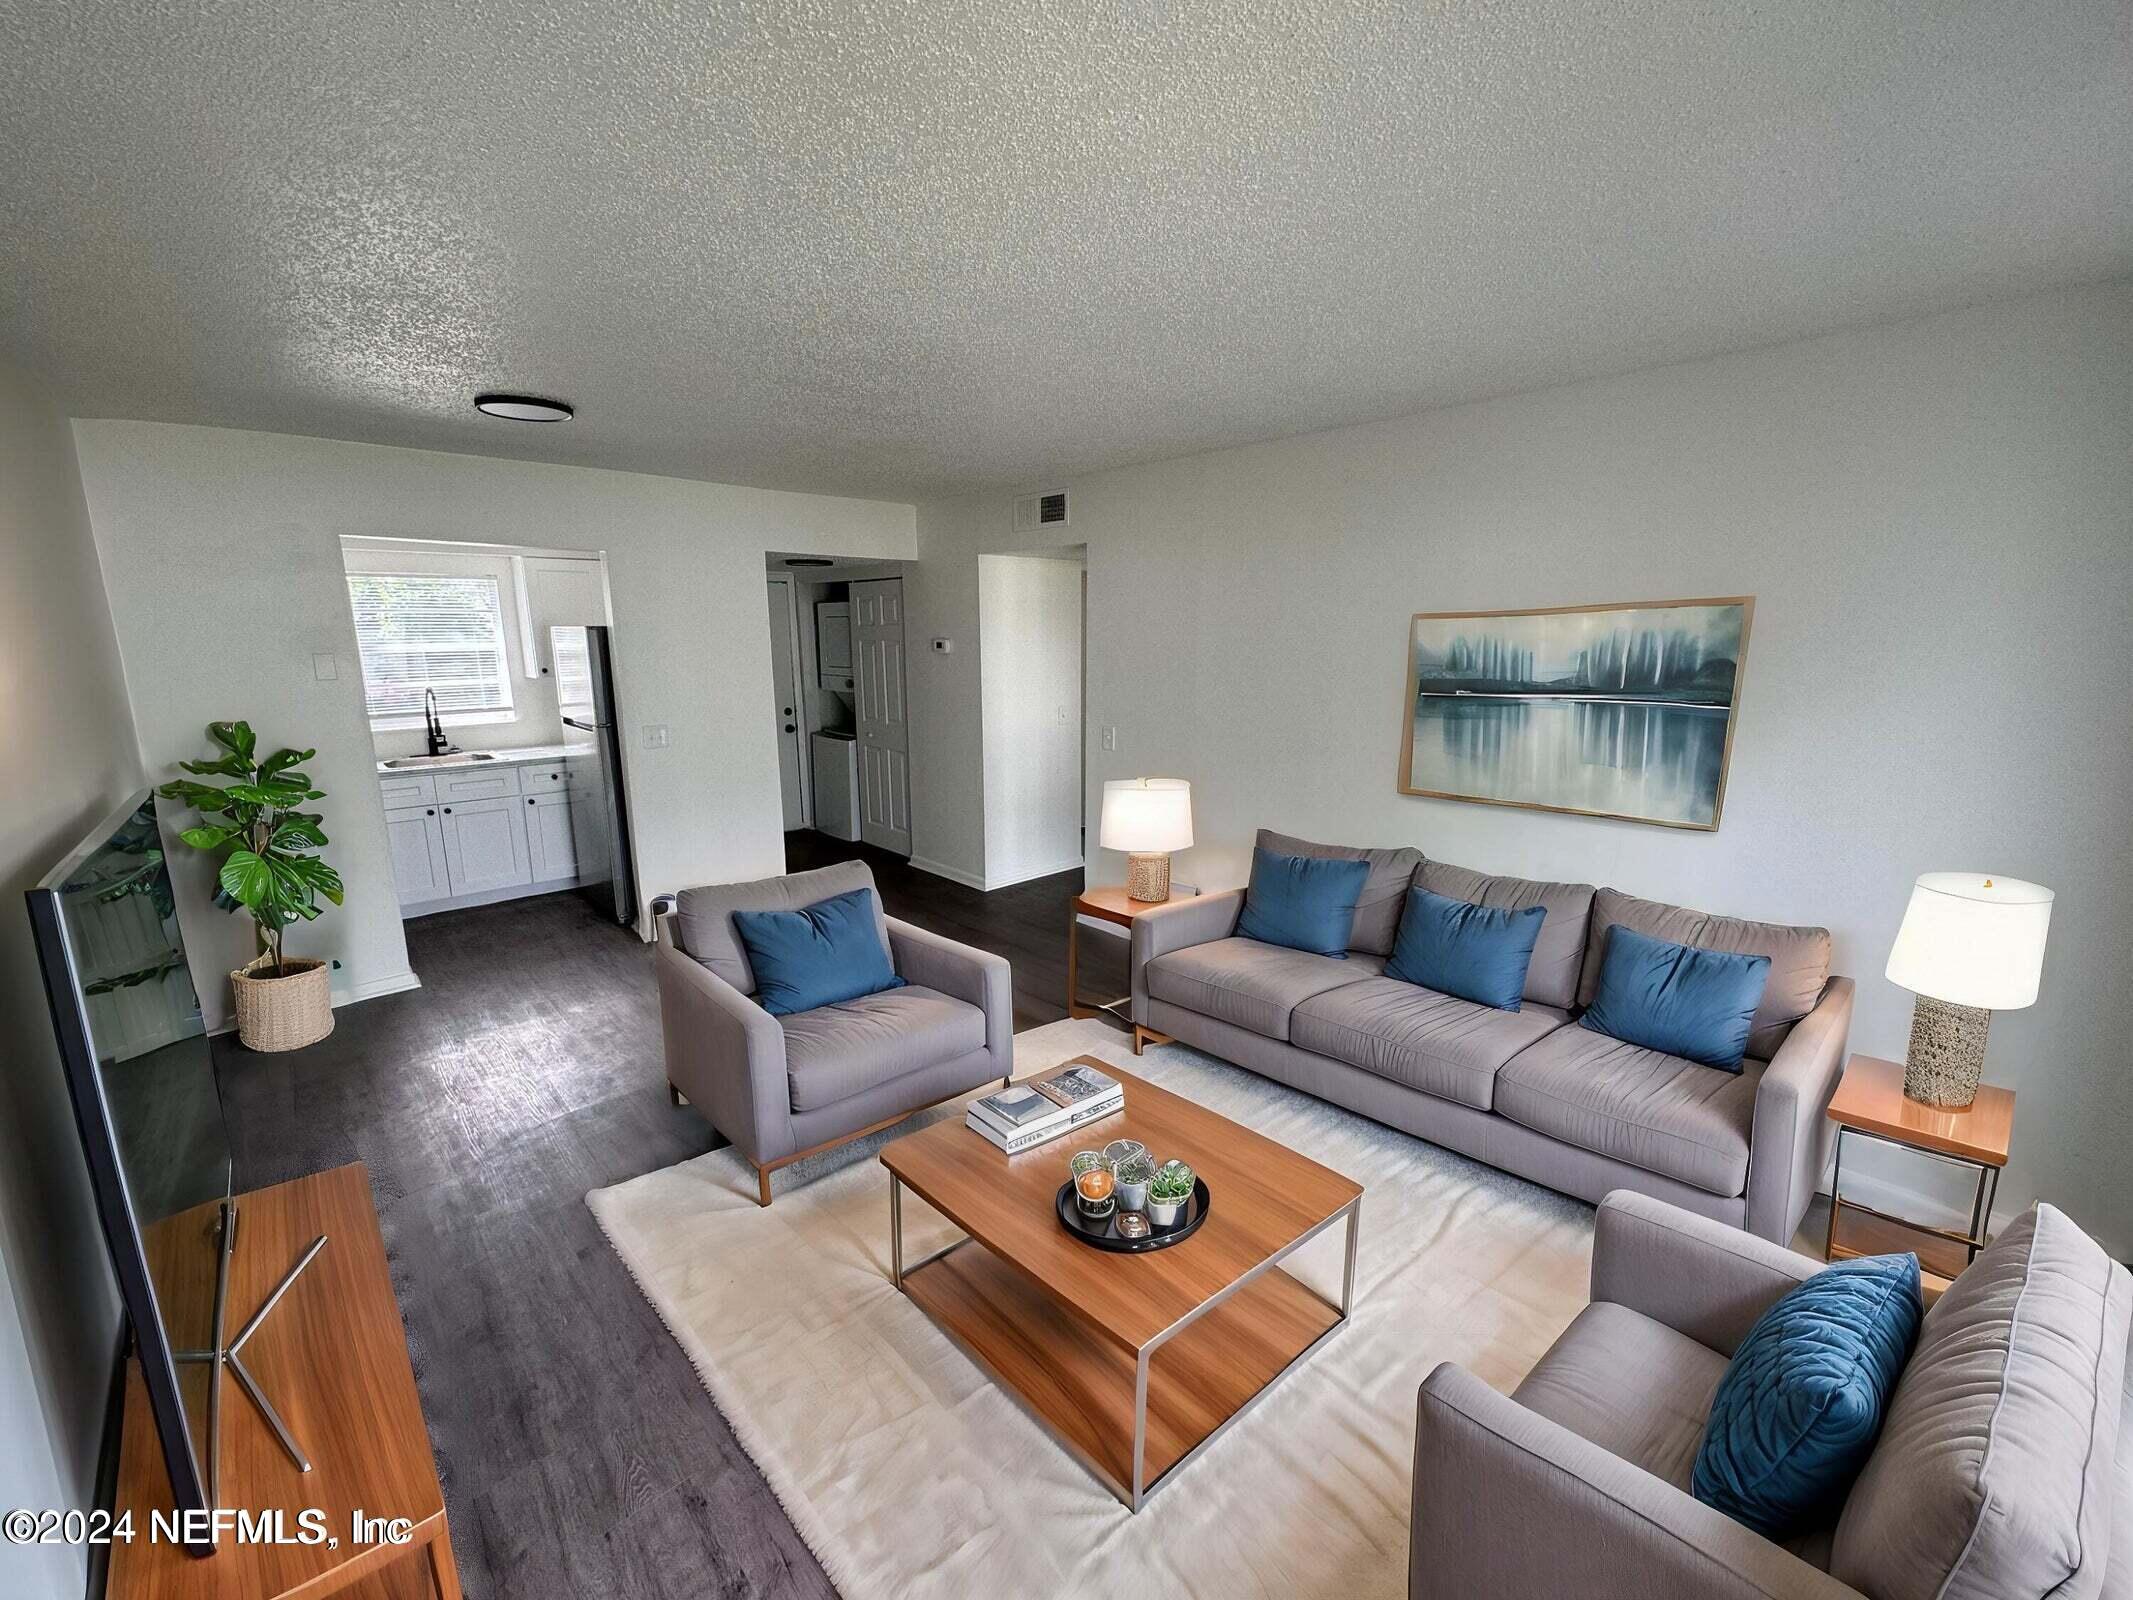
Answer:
[{"left": 1396, "top": 595, "right": 1755, "bottom": 831}]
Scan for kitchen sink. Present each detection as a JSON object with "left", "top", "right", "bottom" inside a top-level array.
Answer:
[{"left": 380, "top": 752, "right": 499, "bottom": 769}]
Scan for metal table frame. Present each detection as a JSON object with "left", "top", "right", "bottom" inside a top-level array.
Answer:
[
  {"left": 1824, "top": 1121, "right": 2001, "bottom": 1273},
  {"left": 889, "top": 1171, "right": 1361, "bottom": 1512}
]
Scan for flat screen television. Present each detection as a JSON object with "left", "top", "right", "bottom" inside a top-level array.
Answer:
[{"left": 27, "top": 791, "right": 230, "bottom": 1534}]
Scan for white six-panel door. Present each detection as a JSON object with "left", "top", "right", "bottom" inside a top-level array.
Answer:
[{"left": 852, "top": 577, "right": 911, "bottom": 854}]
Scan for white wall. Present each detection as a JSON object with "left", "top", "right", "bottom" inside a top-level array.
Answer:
[
  {"left": 975, "top": 552, "right": 1086, "bottom": 887},
  {"left": 910, "top": 282, "right": 2133, "bottom": 1256},
  {"left": 0, "top": 361, "right": 141, "bottom": 1597},
  {"left": 72, "top": 422, "right": 915, "bottom": 1027}
]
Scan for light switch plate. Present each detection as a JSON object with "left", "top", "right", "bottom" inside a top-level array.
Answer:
[
  {"left": 311, "top": 652, "right": 338, "bottom": 681},
  {"left": 643, "top": 724, "right": 671, "bottom": 749},
  {"left": 1102, "top": 725, "right": 1118, "bottom": 751}
]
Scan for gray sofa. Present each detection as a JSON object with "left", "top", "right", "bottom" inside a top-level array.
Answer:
[
  {"left": 655, "top": 860, "right": 1012, "bottom": 1204},
  {"left": 1130, "top": 830, "right": 1853, "bottom": 1243},
  {"left": 1412, "top": 1190, "right": 2131, "bottom": 1598}
]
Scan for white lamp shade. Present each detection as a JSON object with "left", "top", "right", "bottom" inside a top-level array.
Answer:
[
  {"left": 1885, "top": 872, "right": 2053, "bottom": 1011},
  {"left": 1099, "top": 778, "right": 1193, "bottom": 853}
]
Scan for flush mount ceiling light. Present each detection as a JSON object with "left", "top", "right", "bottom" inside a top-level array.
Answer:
[{"left": 473, "top": 393, "right": 573, "bottom": 422}]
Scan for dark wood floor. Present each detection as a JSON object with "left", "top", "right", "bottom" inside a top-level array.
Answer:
[{"left": 214, "top": 836, "right": 1107, "bottom": 1600}]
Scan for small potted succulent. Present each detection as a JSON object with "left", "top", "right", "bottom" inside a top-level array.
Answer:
[
  {"left": 1146, "top": 1160, "right": 1195, "bottom": 1227},
  {"left": 1113, "top": 1152, "right": 1156, "bottom": 1212}
]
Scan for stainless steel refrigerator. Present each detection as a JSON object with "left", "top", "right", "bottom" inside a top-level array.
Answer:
[{"left": 551, "top": 624, "right": 637, "bottom": 925}]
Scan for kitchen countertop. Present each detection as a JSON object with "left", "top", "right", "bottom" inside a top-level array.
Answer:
[{"left": 375, "top": 743, "right": 573, "bottom": 775}]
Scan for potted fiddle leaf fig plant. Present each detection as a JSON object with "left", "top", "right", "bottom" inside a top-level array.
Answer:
[{"left": 159, "top": 721, "right": 344, "bottom": 1052}]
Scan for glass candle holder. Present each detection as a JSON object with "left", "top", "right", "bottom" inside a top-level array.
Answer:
[{"left": 1069, "top": 1151, "right": 1116, "bottom": 1218}]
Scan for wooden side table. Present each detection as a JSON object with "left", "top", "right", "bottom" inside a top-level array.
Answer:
[
  {"left": 1068, "top": 886, "right": 1185, "bottom": 1055},
  {"left": 1824, "top": 1053, "right": 2014, "bottom": 1295}
]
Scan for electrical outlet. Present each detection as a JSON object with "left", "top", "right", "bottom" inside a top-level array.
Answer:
[
  {"left": 930, "top": 637, "right": 953, "bottom": 653},
  {"left": 1102, "top": 725, "right": 1118, "bottom": 752},
  {"left": 643, "top": 724, "right": 671, "bottom": 749}
]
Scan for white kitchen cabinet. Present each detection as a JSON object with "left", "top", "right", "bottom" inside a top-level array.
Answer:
[
  {"left": 438, "top": 796, "right": 532, "bottom": 897},
  {"left": 525, "top": 791, "right": 578, "bottom": 883},
  {"left": 383, "top": 804, "right": 451, "bottom": 906}
]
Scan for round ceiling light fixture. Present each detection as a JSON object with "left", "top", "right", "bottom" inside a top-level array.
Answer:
[{"left": 473, "top": 393, "right": 573, "bottom": 422}]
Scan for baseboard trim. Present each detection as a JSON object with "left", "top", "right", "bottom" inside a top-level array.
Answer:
[
  {"left": 335, "top": 969, "right": 422, "bottom": 1006},
  {"left": 908, "top": 856, "right": 989, "bottom": 891},
  {"left": 980, "top": 857, "right": 1087, "bottom": 891}
]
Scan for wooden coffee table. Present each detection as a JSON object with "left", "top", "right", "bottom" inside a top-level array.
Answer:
[{"left": 880, "top": 1059, "right": 1363, "bottom": 1510}]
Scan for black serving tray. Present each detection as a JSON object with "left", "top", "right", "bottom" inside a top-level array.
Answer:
[{"left": 1054, "top": 1177, "right": 1211, "bottom": 1252}]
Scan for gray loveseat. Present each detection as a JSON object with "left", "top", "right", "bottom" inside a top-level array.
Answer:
[
  {"left": 1129, "top": 830, "right": 1853, "bottom": 1243},
  {"left": 655, "top": 860, "right": 1012, "bottom": 1204},
  {"left": 1412, "top": 1190, "right": 2131, "bottom": 1598}
]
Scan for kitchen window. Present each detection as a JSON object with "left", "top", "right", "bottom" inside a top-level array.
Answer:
[{"left": 347, "top": 572, "right": 517, "bottom": 728}]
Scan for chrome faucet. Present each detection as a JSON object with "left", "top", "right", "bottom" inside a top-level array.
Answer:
[{"left": 423, "top": 688, "right": 454, "bottom": 758}]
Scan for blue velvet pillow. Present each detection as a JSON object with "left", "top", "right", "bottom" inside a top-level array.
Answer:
[
  {"left": 1693, "top": 1253, "right": 1923, "bottom": 1538},
  {"left": 1385, "top": 887, "right": 1546, "bottom": 1011},
  {"left": 1235, "top": 847, "right": 1371, "bottom": 958},
  {"left": 1580, "top": 924, "right": 1771, "bottom": 1070},
  {"left": 730, "top": 888, "right": 905, "bottom": 1016}
]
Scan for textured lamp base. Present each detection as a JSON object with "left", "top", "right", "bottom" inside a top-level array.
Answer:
[
  {"left": 1126, "top": 851, "right": 1172, "bottom": 903},
  {"left": 1903, "top": 995, "right": 1992, "bottom": 1107}
]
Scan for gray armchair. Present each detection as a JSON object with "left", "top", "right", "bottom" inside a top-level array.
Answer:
[{"left": 654, "top": 860, "right": 1012, "bottom": 1204}]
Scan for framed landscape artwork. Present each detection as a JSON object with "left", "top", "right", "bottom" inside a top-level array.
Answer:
[{"left": 1397, "top": 596, "right": 1754, "bottom": 831}]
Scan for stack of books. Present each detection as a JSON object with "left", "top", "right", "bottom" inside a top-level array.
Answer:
[{"left": 966, "top": 1062, "right": 1125, "bottom": 1154}]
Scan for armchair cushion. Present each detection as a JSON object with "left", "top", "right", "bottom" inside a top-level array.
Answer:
[
  {"left": 674, "top": 860, "right": 888, "bottom": 995},
  {"left": 782, "top": 985, "right": 985, "bottom": 1112},
  {"left": 1513, "top": 1301, "right": 1730, "bottom": 1491},
  {"left": 1833, "top": 1202, "right": 2131, "bottom": 1600},
  {"left": 732, "top": 887, "right": 903, "bottom": 1016},
  {"left": 1693, "top": 1253, "right": 1922, "bottom": 1538}
]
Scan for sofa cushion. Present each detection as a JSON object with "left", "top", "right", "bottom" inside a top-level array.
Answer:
[
  {"left": 1578, "top": 888, "right": 1829, "bottom": 1060},
  {"left": 731, "top": 887, "right": 905, "bottom": 1016},
  {"left": 1495, "top": 1024, "right": 1761, "bottom": 1196},
  {"left": 1581, "top": 925, "right": 1771, "bottom": 1072},
  {"left": 1291, "top": 977, "right": 1568, "bottom": 1110},
  {"left": 1833, "top": 1203, "right": 2132, "bottom": 1600},
  {"left": 1514, "top": 1301, "right": 1731, "bottom": 1492},
  {"left": 1693, "top": 1253, "right": 1923, "bottom": 1539},
  {"left": 675, "top": 860, "right": 888, "bottom": 996},
  {"left": 1415, "top": 860, "right": 1595, "bottom": 1011},
  {"left": 782, "top": 984, "right": 985, "bottom": 1112},
  {"left": 1257, "top": 828, "right": 1424, "bottom": 957},
  {"left": 1236, "top": 846, "right": 1372, "bottom": 957},
  {"left": 1385, "top": 887, "right": 1548, "bottom": 1012},
  {"left": 1144, "top": 938, "right": 1380, "bottom": 1041}
]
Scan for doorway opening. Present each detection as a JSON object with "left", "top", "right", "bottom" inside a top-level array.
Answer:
[
  {"left": 765, "top": 555, "right": 913, "bottom": 862},
  {"left": 976, "top": 546, "right": 1087, "bottom": 889}
]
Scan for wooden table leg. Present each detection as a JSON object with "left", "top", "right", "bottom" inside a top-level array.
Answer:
[{"left": 426, "top": 1520, "right": 466, "bottom": 1600}]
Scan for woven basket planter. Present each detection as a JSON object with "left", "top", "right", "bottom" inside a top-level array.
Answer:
[{"left": 230, "top": 955, "right": 334, "bottom": 1052}]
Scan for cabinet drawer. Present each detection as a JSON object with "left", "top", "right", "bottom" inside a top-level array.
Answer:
[
  {"left": 378, "top": 772, "right": 438, "bottom": 807},
  {"left": 517, "top": 761, "right": 572, "bottom": 792},
  {"left": 436, "top": 766, "right": 524, "bottom": 802}
]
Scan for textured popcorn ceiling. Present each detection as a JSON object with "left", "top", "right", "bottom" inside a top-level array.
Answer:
[{"left": 2, "top": 2, "right": 2128, "bottom": 500}]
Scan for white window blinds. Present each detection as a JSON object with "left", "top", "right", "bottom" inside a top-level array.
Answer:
[{"left": 347, "top": 572, "right": 516, "bottom": 723}]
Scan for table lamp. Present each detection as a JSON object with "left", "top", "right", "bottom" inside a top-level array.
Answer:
[
  {"left": 1100, "top": 779, "right": 1193, "bottom": 903},
  {"left": 1884, "top": 872, "right": 2053, "bottom": 1107}
]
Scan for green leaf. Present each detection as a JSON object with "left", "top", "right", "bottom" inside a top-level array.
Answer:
[
  {"left": 179, "top": 755, "right": 249, "bottom": 777},
  {"left": 158, "top": 780, "right": 235, "bottom": 813},
  {"left": 283, "top": 855, "right": 345, "bottom": 906},
  {"left": 223, "top": 781, "right": 314, "bottom": 808},
  {"left": 272, "top": 817, "right": 328, "bottom": 849},
  {"left": 208, "top": 721, "right": 258, "bottom": 762},
  {"left": 257, "top": 747, "right": 316, "bottom": 778},
  {"left": 218, "top": 850, "right": 274, "bottom": 910},
  {"left": 178, "top": 824, "right": 238, "bottom": 851}
]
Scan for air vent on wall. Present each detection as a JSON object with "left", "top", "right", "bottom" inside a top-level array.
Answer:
[{"left": 1012, "top": 490, "right": 1070, "bottom": 533}]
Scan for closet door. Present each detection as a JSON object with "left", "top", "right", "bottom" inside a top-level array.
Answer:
[{"left": 851, "top": 579, "right": 911, "bottom": 854}]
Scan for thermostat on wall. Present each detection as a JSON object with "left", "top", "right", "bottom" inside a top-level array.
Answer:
[{"left": 930, "top": 638, "right": 953, "bottom": 653}]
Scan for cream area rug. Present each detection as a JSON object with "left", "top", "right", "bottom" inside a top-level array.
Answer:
[{"left": 588, "top": 1018, "right": 1594, "bottom": 1599}]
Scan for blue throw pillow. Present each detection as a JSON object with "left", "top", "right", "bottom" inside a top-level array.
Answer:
[
  {"left": 1235, "top": 847, "right": 1371, "bottom": 958},
  {"left": 1693, "top": 1253, "right": 1923, "bottom": 1538},
  {"left": 730, "top": 888, "right": 905, "bottom": 1016},
  {"left": 1385, "top": 887, "right": 1546, "bottom": 1011},
  {"left": 1580, "top": 924, "right": 1770, "bottom": 1070}
]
